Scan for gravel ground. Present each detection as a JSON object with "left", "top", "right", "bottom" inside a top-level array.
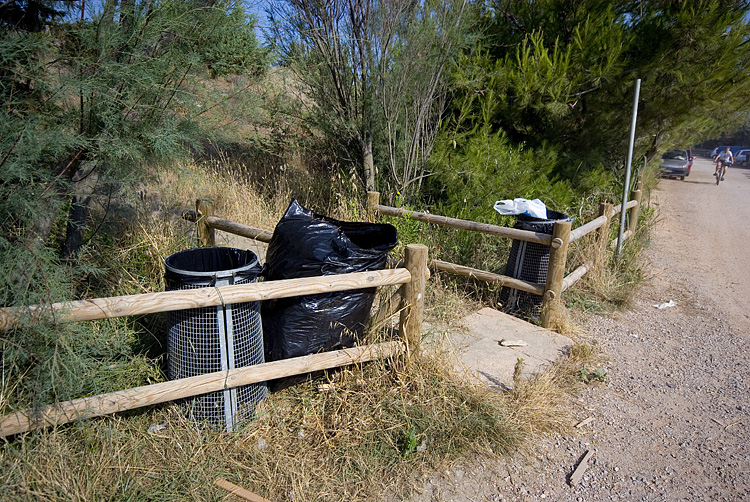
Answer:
[{"left": 405, "top": 158, "right": 750, "bottom": 501}]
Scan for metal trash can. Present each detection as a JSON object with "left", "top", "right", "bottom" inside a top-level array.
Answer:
[
  {"left": 165, "top": 247, "right": 266, "bottom": 431},
  {"left": 500, "top": 210, "right": 572, "bottom": 319}
]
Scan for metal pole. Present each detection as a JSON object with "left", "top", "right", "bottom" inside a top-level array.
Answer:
[{"left": 616, "top": 79, "right": 641, "bottom": 260}]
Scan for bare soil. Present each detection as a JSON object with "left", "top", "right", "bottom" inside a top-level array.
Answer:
[{"left": 405, "top": 157, "right": 750, "bottom": 501}]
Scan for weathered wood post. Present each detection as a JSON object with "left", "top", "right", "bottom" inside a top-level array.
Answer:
[
  {"left": 628, "top": 181, "right": 643, "bottom": 236},
  {"left": 399, "top": 244, "right": 428, "bottom": 357},
  {"left": 366, "top": 191, "right": 380, "bottom": 223},
  {"left": 196, "top": 198, "right": 215, "bottom": 247},
  {"left": 541, "top": 220, "right": 572, "bottom": 329}
]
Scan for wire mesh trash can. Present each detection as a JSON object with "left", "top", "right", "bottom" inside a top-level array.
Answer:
[
  {"left": 499, "top": 210, "right": 572, "bottom": 319},
  {"left": 165, "top": 247, "right": 266, "bottom": 431}
]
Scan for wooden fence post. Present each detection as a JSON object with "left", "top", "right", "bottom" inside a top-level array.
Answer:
[
  {"left": 196, "top": 198, "right": 215, "bottom": 247},
  {"left": 399, "top": 244, "right": 428, "bottom": 357},
  {"left": 366, "top": 191, "right": 380, "bottom": 223},
  {"left": 628, "top": 181, "right": 643, "bottom": 236},
  {"left": 541, "top": 220, "right": 571, "bottom": 329}
]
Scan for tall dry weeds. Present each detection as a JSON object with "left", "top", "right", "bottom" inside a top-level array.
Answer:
[
  {"left": 0, "top": 159, "right": 609, "bottom": 501},
  {"left": 1, "top": 336, "right": 600, "bottom": 501}
]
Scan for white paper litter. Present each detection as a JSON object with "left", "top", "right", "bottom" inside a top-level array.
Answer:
[
  {"left": 653, "top": 300, "right": 677, "bottom": 309},
  {"left": 500, "top": 339, "right": 528, "bottom": 347},
  {"left": 147, "top": 423, "right": 166, "bottom": 433}
]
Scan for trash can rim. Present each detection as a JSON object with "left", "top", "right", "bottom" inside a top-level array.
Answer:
[
  {"left": 164, "top": 246, "right": 260, "bottom": 279},
  {"left": 515, "top": 209, "right": 572, "bottom": 223}
]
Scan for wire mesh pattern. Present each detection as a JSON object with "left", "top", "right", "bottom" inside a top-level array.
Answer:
[
  {"left": 500, "top": 212, "right": 570, "bottom": 321},
  {"left": 165, "top": 248, "right": 266, "bottom": 431},
  {"left": 500, "top": 240, "right": 550, "bottom": 319}
]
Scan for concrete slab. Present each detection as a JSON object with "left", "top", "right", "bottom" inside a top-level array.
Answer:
[{"left": 431, "top": 307, "right": 573, "bottom": 389}]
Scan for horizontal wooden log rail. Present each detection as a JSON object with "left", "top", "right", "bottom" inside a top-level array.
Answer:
[
  {"left": 569, "top": 215, "right": 608, "bottom": 243},
  {"left": 183, "top": 211, "right": 273, "bottom": 243},
  {"left": 562, "top": 263, "right": 590, "bottom": 292},
  {"left": 0, "top": 269, "right": 412, "bottom": 331},
  {"left": 612, "top": 199, "right": 638, "bottom": 216},
  {"left": 431, "top": 260, "right": 545, "bottom": 295},
  {"left": 373, "top": 204, "right": 554, "bottom": 245},
  {"left": 0, "top": 341, "right": 404, "bottom": 437},
  {"left": 206, "top": 216, "right": 273, "bottom": 243}
]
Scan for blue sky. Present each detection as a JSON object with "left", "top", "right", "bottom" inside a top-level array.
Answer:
[
  {"left": 243, "top": 0, "right": 272, "bottom": 43},
  {"left": 65, "top": 0, "right": 274, "bottom": 44}
]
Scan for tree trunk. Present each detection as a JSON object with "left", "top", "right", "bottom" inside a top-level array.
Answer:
[
  {"left": 97, "top": 0, "right": 118, "bottom": 45},
  {"left": 362, "top": 133, "right": 375, "bottom": 192},
  {"left": 30, "top": 197, "right": 64, "bottom": 247},
  {"left": 644, "top": 130, "right": 664, "bottom": 164},
  {"left": 62, "top": 195, "right": 92, "bottom": 259},
  {"left": 62, "top": 163, "right": 100, "bottom": 259},
  {"left": 120, "top": 0, "right": 136, "bottom": 35}
]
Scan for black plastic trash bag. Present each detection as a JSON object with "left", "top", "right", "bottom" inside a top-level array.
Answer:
[{"left": 262, "top": 199, "right": 398, "bottom": 361}]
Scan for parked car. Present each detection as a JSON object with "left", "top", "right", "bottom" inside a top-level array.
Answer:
[
  {"left": 736, "top": 149, "right": 750, "bottom": 168},
  {"left": 659, "top": 149, "right": 694, "bottom": 180}
]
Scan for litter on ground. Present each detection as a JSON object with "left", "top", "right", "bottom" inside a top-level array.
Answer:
[{"left": 653, "top": 300, "right": 677, "bottom": 309}]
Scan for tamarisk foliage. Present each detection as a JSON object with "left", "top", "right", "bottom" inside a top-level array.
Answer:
[
  {"left": 0, "top": 0, "right": 267, "bottom": 408},
  {"left": 268, "top": 0, "right": 471, "bottom": 198}
]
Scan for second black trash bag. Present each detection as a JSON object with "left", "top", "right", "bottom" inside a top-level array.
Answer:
[{"left": 262, "top": 199, "right": 398, "bottom": 361}]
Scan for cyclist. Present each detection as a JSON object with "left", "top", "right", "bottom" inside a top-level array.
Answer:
[{"left": 714, "top": 147, "right": 733, "bottom": 181}]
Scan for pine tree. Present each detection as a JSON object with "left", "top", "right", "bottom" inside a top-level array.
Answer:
[{"left": 438, "top": 0, "right": 750, "bottom": 190}]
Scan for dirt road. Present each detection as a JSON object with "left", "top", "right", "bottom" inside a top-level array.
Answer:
[
  {"left": 657, "top": 156, "right": 750, "bottom": 332},
  {"left": 408, "top": 157, "right": 750, "bottom": 501}
]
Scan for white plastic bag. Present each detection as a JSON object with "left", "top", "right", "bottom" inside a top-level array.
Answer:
[
  {"left": 653, "top": 300, "right": 677, "bottom": 309},
  {"left": 493, "top": 198, "right": 547, "bottom": 219}
]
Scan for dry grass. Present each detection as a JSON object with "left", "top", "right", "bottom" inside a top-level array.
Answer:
[
  {"left": 563, "top": 206, "right": 652, "bottom": 314},
  {"left": 424, "top": 273, "right": 484, "bottom": 326},
  {"left": 1, "top": 338, "right": 598, "bottom": 502},
  {"left": 540, "top": 297, "right": 580, "bottom": 336},
  {"left": 0, "top": 157, "right": 608, "bottom": 501},
  {"left": 154, "top": 161, "right": 292, "bottom": 230}
]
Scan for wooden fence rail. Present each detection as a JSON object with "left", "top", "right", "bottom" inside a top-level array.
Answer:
[
  {"left": 0, "top": 269, "right": 411, "bottom": 331},
  {"left": 431, "top": 260, "right": 545, "bottom": 295},
  {"left": 366, "top": 183, "right": 642, "bottom": 327},
  {"left": 0, "top": 341, "right": 404, "bottom": 437},
  {"left": 569, "top": 215, "right": 608, "bottom": 243},
  {"left": 562, "top": 263, "right": 589, "bottom": 292},
  {"left": 1, "top": 235, "right": 428, "bottom": 435},
  {"left": 183, "top": 209, "right": 273, "bottom": 244},
  {"left": 373, "top": 204, "right": 554, "bottom": 245}
]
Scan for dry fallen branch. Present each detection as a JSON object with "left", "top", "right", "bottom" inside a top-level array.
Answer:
[
  {"left": 575, "top": 417, "right": 595, "bottom": 429},
  {"left": 215, "top": 478, "right": 272, "bottom": 502},
  {"left": 569, "top": 450, "right": 594, "bottom": 486}
]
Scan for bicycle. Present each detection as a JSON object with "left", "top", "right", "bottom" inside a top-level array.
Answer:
[{"left": 715, "top": 160, "right": 731, "bottom": 185}]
